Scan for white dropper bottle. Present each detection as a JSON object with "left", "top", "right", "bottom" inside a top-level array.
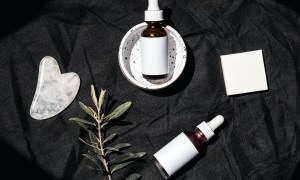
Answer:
[
  {"left": 141, "top": 0, "right": 168, "bottom": 82},
  {"left": 153, "top": 115, "right": 225, "bottom": 179}
]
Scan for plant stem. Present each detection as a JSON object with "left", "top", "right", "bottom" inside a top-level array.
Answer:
[{"left": 97, "top": 109, "right": 112, "bottom": 180}]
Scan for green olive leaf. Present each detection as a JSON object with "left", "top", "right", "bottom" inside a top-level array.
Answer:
[
  {"left": 83, "top": 153, "right": 102, "bottom": 169},
  {"left": 105, "top": 147, "right": 120, "bottom": 155},
  {"left": 88, "top": 131, "right": 99, "bottom": 145},
  {"left": 79, "top": 102, "right": 95, "bottom": 118},
  {"left": 100, "top": 122, "right": 109, "bottom": 129},
  {"left": 91, "top": 85, "right": 98, "bottom": 109},
  {"left": 106, "top": 101, "right": 132, "bottom": 121},
  {"left": 111, "top": 143, "right": 131, "bottom": 150},
  {"left": 111, "top": 152, "right": 146, "bottom": 164},
  {"left": 109, "top": 153, "right": 135, "bottom": 163},
  {"left": 69, "top": 117, "right": 96, "bottom": 126},
  {"left": 75, "top": 122, "right": 89, "bottom": 131},
  {"left": 88, "top": 107, "right": 97, "bottom": 118},
  {"left": 126, "top": 173, "right": 141, "bottom": 180},
  {"left": 111, "top": 161, "right": 134, "bottom": 174},
  {"left": 98, "top": 89, "right": 106, "bottom": 112},
  {"left": 84, "top": 165, "right": 101, "bottom": 171},
  {"left": 134, "top": 152, "right": 147, "bottom": 158},
  {"left": 103, "top": 133, "right": 118, "bottom": 144},
  {"left": 96, "top": 154, "right": 106, "bottom": 166}
]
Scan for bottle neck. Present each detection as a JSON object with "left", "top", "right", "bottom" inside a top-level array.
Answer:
[
  {"left": 184, "top": 128, "right": 208, "bottom": 152},
  {"left": 142, "top": 21, "right": 167, "bottom": 37},
  {"left": 145, "top": 21, "right": 163, "bottom": 27}
]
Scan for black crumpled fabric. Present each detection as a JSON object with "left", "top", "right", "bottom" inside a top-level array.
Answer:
[{"left": 0, "top": 0, "right": 299, "bottom": 179}]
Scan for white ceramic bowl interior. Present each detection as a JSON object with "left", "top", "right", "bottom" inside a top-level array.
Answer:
[{"left": 118, "top": 22, "right": 187, "bottom": 90}]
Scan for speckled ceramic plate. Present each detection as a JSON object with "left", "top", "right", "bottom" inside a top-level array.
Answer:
[{"left": 118, "top": 22, "right": 187, "bottom": 90}]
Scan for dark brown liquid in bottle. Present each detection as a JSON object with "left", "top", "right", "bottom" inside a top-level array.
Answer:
[
  {"left": 142, "top": 21, "right": 168, "bottom": 80},
  {"left": 184, "top": 128, "right": 208, "bottom": 152}
]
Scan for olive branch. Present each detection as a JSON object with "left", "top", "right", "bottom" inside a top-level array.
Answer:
[{"left": 70, "top": 85, "right": 146, "bottom": 180}]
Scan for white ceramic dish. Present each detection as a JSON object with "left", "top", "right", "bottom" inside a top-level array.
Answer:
[{"left": 118, "top": 22, "right": 187, "bottom": 90}]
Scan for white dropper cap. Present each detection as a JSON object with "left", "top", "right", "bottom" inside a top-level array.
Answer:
[
  {"left": 197, "top": 115, "right": 224, "bottom": 140},
  {"left": 145, "top": 0, "right": 164, "bottom": 21}
]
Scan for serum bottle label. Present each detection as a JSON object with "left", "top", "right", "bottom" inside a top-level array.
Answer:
[
  {"left": 141, "top": 36, "right": 168, "bottom": 75},
  {"left": 153, "top": 133, "right": 199, "bottom": 177}
]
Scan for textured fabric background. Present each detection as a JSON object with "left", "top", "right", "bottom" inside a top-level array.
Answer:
[{"left": 0, "top": 0, "right": 299, "bottom": 179}]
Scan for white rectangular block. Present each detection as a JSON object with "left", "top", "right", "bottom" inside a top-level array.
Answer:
[{"left": 220, "top": 50, "right": 268, "bottom": 96}]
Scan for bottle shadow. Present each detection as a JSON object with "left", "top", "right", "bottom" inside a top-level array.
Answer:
[
  {"left": 162, "top": 7, "right": 175, "bottom": 28},
  {"left": 169, "top": 146, "right": 208, "bottom": 180}
]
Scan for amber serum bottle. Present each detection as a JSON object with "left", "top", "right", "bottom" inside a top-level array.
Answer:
[
  {"left": 153, "top": 115, "right": 225, "bottom": 179},
  {"left": 141, "top": 0, "right": 168, "bottom": 81}
]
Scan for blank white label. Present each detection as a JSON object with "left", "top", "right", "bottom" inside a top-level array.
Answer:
[
  {"left": 154, "top": 133, "right": 199, "bottom": 177},
  {"left": 141, "top": 36, "right": 168, "bottom": 75}
]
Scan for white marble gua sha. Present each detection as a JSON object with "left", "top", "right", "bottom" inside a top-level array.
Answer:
[{"left": 30, "top": 56, "right": 80, "bottom": 120}]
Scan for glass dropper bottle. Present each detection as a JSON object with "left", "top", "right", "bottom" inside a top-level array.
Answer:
[
  {"left": 141, "top": 0, "right": 168, "bottom": 83},
  {"left": 153, "top": 115, "right": 225, "bottom": 179}
]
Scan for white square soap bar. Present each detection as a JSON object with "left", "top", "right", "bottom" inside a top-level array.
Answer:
[{"left": 220, "top": 50, "right": 268, "bottom": 96}]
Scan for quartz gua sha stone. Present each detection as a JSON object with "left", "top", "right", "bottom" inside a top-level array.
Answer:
[{"left": 30, "top": 56, "right": 80, "bottom": 120}]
